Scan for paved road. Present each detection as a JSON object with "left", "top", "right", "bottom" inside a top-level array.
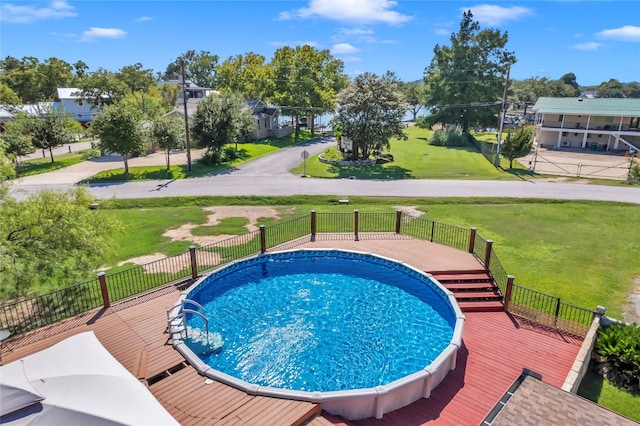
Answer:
[{"left": 9, "top": 136, "right": 640, "bottom": 204}]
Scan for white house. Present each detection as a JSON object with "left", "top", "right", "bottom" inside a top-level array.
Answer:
[
  {"left": 55, "top": 88, "right": 102, "bottom": 124},
  {"left": 531, "top": 97, "right": 640, "bottom": 152}
]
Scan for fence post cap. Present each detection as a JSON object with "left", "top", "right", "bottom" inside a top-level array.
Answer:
[
  {"left": 189, "top": 245, "right": 196, "bottom": 249},
  {"left": 470, "top": 227, "right": 477, "bottom": 231},
  {"left": 486, "top": 239, "right": 494, "bottom": 243},
  {"left": 596, "top": 306, "right": 606, "bottom": 315},
  {"left": 311, "top": 209, "right": 316, "bottom": 213},
  {"left": 259, "top": 224, "right": 266, "bottom": 228},
  {"left": 97, "top": 271, "right": 106, "bottom": 277}
]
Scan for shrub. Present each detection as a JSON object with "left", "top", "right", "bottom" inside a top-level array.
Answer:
[
  {"left": 594, "top": 322, "right": 640, "bottom": 392},
  {"left": 223, "top": 146, "right": 240, "bottom": 162},
  {"left": 428, "top": 124, "right": 466, "bottom": 147},
  {"left": 83, "top": 148, "right": 102, "bottom": 160},
  {"left": 626, "top": 160, "right": 639, "bottom": 185}
]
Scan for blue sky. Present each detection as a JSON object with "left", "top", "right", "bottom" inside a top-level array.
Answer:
[{"left": 1, "top": 0, "right": 639, "bottom": 87}]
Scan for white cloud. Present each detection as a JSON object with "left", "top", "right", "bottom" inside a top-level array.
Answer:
[
  {"left": 278, "top": 0, "right": 412, "bottom": 25},
  {"left": 596, "top": 25, "right": 640, "bottom": 42},
  {"left": 435, "top": 28, "right": 450, "bottom": 36},
  {"left": 81, "top": 27, "right": 127, "bottom": 42},
  {"left": 574, "top": 42, "right": 602, "bottom": 51},
  {"left": 463, "top": 5, "right": 533, "bottom": 26},
  {"left": 135, "top": 16, "right": 153, "bottom": 22},
  {"left": 341, "top": 56, "right": 362, "bottom": 63},
  {"left": 1, "top": 0, "right": 76, "bottom": 23},
  {"left": 331, "top": 43, "right": 360, "bottom": 54}
]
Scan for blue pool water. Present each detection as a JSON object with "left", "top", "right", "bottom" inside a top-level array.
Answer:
[{"left": 184, "top": 250, "right": 456, "bottom": 392}]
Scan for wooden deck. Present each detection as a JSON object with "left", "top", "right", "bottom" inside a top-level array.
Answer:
[{"left": 1, "top": 236, "right": 582, "bottom": 425}]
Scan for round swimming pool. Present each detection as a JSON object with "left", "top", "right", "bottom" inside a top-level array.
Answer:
[{"left": 170, "top": 249, "right": 465, "bottom": 420}]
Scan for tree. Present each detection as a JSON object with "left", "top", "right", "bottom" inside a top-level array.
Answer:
[
  {"left": 269, "top": 45, "right": 348, "bottom": 137},
  {"left": 120, "top": 86, "right": 168, "bottom": 121},
  {"left": 596, "top": 79, "right": 626, "bottom": 98},
  {"left": 190, "top": 93, "right": 254, "bottom": 164},
  {"left": 90, "top": 103, "right": 145, "bottom": 174},
  {"left": 0, "top": 117, "right": 34, "bottom": 166},
  {"left": 501, "top": 126, "right": 533, "bottom": 168},
  {"left": 559, "top": 72, "right": 579, "bottom": 90},
  {"left": 75, "top": 68, "right": 129, "bottom": 107},
  {"left": 150, "top": 116, "right": 185, "bottom": 169},
  {"left": 423, "top": 11, "right": 515, "bottom": 132},
  {"left": 116, "top": 63, "right": 156, "bottom": 95},
  {"left": 0, "top": 82, "right": 22, "bottom": 106},
  {"left": 0, "top": 187, "right": 121, "bottom": 298},
  {"left": 402, "top": 81, "right": 426, "bottom": 121},
  {"left": 333, "top": 72, "right": 408, "bottom": 160},
  {"left": 216, "top": 52, "right": 273, "bottom": 99},
  {"left": 164, "top": 50, "right": 219, "bottom": 88},
  {"left": 25, "top": 104, "right": 74, "bottom": 162},
  {"left": 0, "top": 139, "right": 16, "bottom": 182}
]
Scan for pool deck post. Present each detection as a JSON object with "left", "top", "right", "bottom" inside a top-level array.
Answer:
[
  {"left": 97, "top": 272, "right": 110, "bottom": 308},
  {"left": 354, "top": 210, "right": 359, "bottom": 241},
  {"left": 260, "top": 225, "right": 267, "bottom": 253},
  {"left": 310, "top": 210, "right": 317, "bottom": 241},
  {"left": 395, "top": 210, "right": 402, "bottom": 234},
  {"left": 189, "top": 245, "right": 198, "bottom": 279},
  {"left": 469, "top": 227, "right": 477, "bottom": 253},
  {"left": 484, "top": 239, "right": 493, "bottom": 270}
]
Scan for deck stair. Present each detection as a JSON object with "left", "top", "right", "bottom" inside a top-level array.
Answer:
[{"left": 429, "top": 269, "right": 504, "bottom": 312}]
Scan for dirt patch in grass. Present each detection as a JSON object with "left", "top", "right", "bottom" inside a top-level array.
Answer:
[
  {"left": 163, "top": 206, "right": 280, "bottom": 246},
  {"left": 623, "top": 276, "right": 640, "bottom": 324},
  {"left": 393, "top": 206, "right": 426, "bottom": 217},
  {"left": 115, "top": 206, "right": 281, "bottom": 271}
]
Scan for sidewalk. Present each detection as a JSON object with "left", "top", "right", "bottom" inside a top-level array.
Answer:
[{"left": 15, "top": 149, "right": 207, "bottom": 185}]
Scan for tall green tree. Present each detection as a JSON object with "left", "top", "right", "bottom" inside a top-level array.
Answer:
[
  {"left": 402, "top": 81, "right": 426, "bottom": 121},
  {"left": 150, "top": 116, "right": 185, "bottom": 170},
  {"left": 164, "top": 50, "right": 219, "bottom": 88},
  {"left": 333, "top": 72, "right": 408, "bottom": 160},
  {"left": 216, "top": 52, "right": 273, "bottom": 99},
  {"left": 25, "top": 104, "right": 74, "bottom": 162},
  {"left": 190, "top": 93, "right": 254, "bottom": 164},
  {"left": 269, "top": 45, "right": 348, "bottom": 137},
  {"left": 90, "top": 103, "right": 145, "bottom": 174},
  {"left": 0, "top": 187, "right": 121, "bottom": 298},
  {"left": 0, "top": 82, "right": 22, "bottom": 107},
  {"left": 75, "top": 68, "right": 128, "bottom": 107},
  {"left": 501, "top": 126, "right": 533, "bottom": 168},
  {"left": 116, "top": 63, "right": 156, "bottom": 94},
  {"left": 0, "top": 117, "right": 34, "bottom": 166},
  {"left": 423, "top": 10, "right": 515, "bottom": 132}
]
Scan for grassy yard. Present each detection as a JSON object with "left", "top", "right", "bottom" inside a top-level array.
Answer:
[
  {"left": 292, "top": 126, "right": 527, "bottom": 180},
  {"left": 95, "top": 196, "right": 639, "bottom": 320},
  {"left": 579, "top": 370, "right": 640, "bottom": 421},
  {"left": 15, "top": 150, "right": 94, "bottom": 177},
  {"left": 83, "top": 130, "right": 316, "bottom": 182}
]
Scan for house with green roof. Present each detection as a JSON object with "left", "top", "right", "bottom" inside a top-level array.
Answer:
[{"left": 531, "top": 97, "right": 640, "bottom": 152}]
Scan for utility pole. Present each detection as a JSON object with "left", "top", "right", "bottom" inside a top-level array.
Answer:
[
  {"left": 181, "top": 60, "right": 193, "bottom": 173},
  {"left": 495, "top": 64, "right": 511, "bottom": 167}
]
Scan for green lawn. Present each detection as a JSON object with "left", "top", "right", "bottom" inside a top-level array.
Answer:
[
  {"left": 578, "top": 370, "right": 640, "bottom": 422},
  {"left": 83, "top": 130, "right": 316, "bottom": 183},
  {"left": 95, "top": 196, "right": 640, "bottom": 319},
  {"left": 292, "top": 126, "right": 525, "bottom": 180},
  {"left": 15, "top": 150, "right": 94, "bottom": 177}
]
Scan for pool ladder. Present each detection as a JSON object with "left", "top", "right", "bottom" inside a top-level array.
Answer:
[
  {"left": 181, "top": 299, "right": 209, "bottom": 340},
  {"left": 167, "top": 299, "right": 209, "bottom": 340}
]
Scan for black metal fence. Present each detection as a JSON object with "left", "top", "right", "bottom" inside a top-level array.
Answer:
[
  {"left": 0, "top": 210, "right": 595, "bottom": 337},
  {"left": 507, "top": 284, "right": 595, "bottom": 336}
]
